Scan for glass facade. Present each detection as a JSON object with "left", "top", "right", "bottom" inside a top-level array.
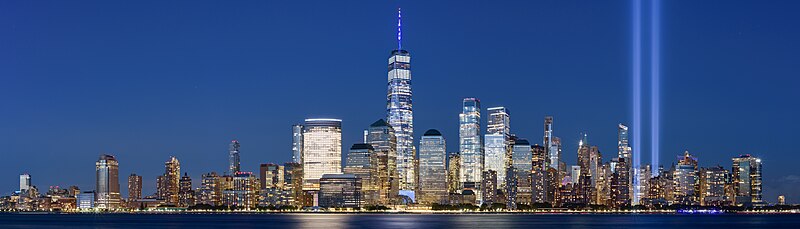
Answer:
[
  {"left": 344, "top": 143, "right": 378, "bottom": 205},
  {"left": 732, "top": 154, "right": 762, "bottom": 205},
  {"left": 484, "top": 107, "right": 510, "bottom": 189},
  {"left": 319, "top": 174, "right": 362, "bottom": 208},
  {"left": 366, "top": 119, "right": 398, "bottom": 205},
  {"left": 387, "top": 48, "right": 415, "bottom": 192},
  {"left": 292, "top": 124, "right": 304, "bottom": 164},
  {"left": 229, "top": 140, "right": 241, "bottom": 175},
  {"left": 511, "top": 139, "right": 531, "bottom": 204},
  {"left": 459, "top": 98, "right": 483, "bottom": 193},
  {"left": 302, "top": 118, "right": 343, "bottom": 191},
  {"left": 673, "top": 151, "right": 698, "bottom": 205},
  {"left": 95, "top": 154, "right": 120, "bottom": 209},
  {"left": 418, "top": 129, "right": 447, "bottom": 204}
]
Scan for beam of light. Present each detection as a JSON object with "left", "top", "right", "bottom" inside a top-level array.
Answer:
[
  {"left": 631, "top": 0, "right": 642, "bottom": 205},
  {"left": 650, "top": 0, "right": 661, "bottom": 177}
]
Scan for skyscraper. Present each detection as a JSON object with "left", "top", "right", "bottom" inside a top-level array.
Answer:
[
  {"left": 511, "top": 139, "right": 532, "bottom": 205},
  {"left": 229, "top": 140, "right": 241, "bottom": 175},
  {"left": 699, "top": 166, "right": 729, "bottom": 206},
  {"left": 292, "top": 124, "right": 304, "bottom": 164},
  {"left": 531, "top": 144, "right": 547, "bottom": 203},
  {"left": 447, "top": 152, "right": 462, "bottom": 194},
  {"left": 19, "top": 173, "right": 31, "bottom": 193},
  {"left": 485, "top": 107, "right": 510, "bottom": 188},
  {"left": 366, "top": 119, "right": 398, "bottom": 205},
  {"left": 386, "top": 8, "right": 415, "bottom": 193},
  {"left": 544, "top": 116, "right": 559, "bottom": 171},
  {"left": 302, "top": 118, "right": 343, "bottom": 191},
  {"left": 418, "top": 129, "right": 447, "bottom": 205},
  {"left": 95, "top": 154, "right": 120, "bottom": 209},
  {"left": 673, "top": 151, "right": 698, "bottom": 205},
  {"left": 344, "top": 143, "right": 378, "bottom": 205},
  {"left": 196, "top": 172, "right": 221, "bottom": 206},
  {"left": 459, "top": 98, "right": 483, "bottom": 196},
  {"left": 158, "top": 156, "right": 181, "bottom": 205},
  {"left": 127, "top": 173, "right": 142, "bottom": 201},
  {"left": 222, "top": 172, "right": 259, "bottom": 209},
  {"left": 732, "top": 154, "right": 763, "bottom": 206},
  {"left": 179, "top": 173, "right": 195, "bottom": 207}
]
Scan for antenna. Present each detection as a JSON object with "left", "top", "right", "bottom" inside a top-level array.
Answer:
[{"left": 397, "top": 7, "right": 402, "bottom": 50}]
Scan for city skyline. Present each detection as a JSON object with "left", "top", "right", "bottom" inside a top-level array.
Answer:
[{"left": 2, "top": 1, "right": 799, "bottom": 205}]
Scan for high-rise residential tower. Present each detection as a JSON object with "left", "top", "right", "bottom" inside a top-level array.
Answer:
[
  {"left": 292, "top": 124, "right": 304, "bottom": 164},
  {"left": 673, "top": 151, "right": 698, "bottom": 205},
  {"left": 95, "top": 154, "right": 121, "bottom": 209},
  {"left": 418, "top": 129, "right": 448, "bottom": 205},
  {"left": 484, "top": 107, "right": 510, "bottom": 188},
  {"left": 179, "top": 173, "right": 195, "bottom": 207},
  {"left": 159, "top": 156, "right": 181, "bottom": 205},
  {"left": 302, "top": 118, "right": 343, "bottom": 191},
  {"left": 544, "top": 116, "right": 560, "bottom": 171},
  {"left": 127, "top": 173, "right": 142, "bottom": 201},
  {"left": 459, "top": 98, "right": 483, "bottom": 196},
  {"left": 229, "top": 140, "right": 241, "bottom": 175},
  {"left": 386, "top": 8, "right": 415, "bottom": 193}
]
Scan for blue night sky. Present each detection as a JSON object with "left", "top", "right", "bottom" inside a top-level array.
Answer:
[{"left": 1, "top": 1, "right": 799, "bottom": 203}]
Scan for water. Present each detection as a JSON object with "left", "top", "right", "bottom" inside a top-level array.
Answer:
[{"left": 0, "top": 213, "right": 798, "bottom": 228}]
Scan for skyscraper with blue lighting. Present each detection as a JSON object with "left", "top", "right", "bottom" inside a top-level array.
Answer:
[{"left": 386, "top": 8, "right": 415, "bottom": 193}]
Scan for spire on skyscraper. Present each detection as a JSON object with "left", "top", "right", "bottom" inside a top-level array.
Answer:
[{"left": 397, "top": 7, "right": 402, "bottom": 50}]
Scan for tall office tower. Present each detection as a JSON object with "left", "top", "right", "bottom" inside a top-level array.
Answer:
[
  {"left": 617, "top": 124, "right": 632, "bottom": 161},
  {"left": 545, "top": 167, "right": 559, "bottom": 204},
  {"left": 418, "top": 129, "right": 448, "bottom": 205},
  {"left": 222, "top": 172, "right": 260, "bottom": 209},
  {"left": 633, "top": 166, "right": 650, "bottom": 206},
  {"left": 302, "top": 118, "right": 343, "bottom": 191},
  {"left": 447, "top": 152, "right": 462, "bottom": 194},
  {"left": 673, "top": 151, "right": 698, "bottom": 205},
  {"left": 553, "top": 137, "right": 565, "bottom": 175},
  {"left": 531, "top": 144, "right": 547, "bottom": 203},
  {"left": 481, "top": 170, "right": 498, "bottom": 205},
  {"left": 699, "top": 166, "right": 729, "bottom": 206},
  {"left": 366, "top": 119, "right": 398, "bottom": 205},
  {"left": 570, "top": 165, "right": 582, "bottom": 185},
  {"left": 386, "top": 8, "right": 415, "bottom": 193},
  {"left": 459, "top": 98, "right": 483, "bottom": 196},
  {"left": 292, "top": 125, "right": 304, "bottom": 164},
  {"left": 229, "top": 140, "right": 241, "bottom": 175},
  {"left": 617, "top": 124, "right": 634, "bottom": 202},
  {"left": 732, "top": 154, "right": 763, "bottom": 206},
  {"left": 344, "top": 143, "right": 378, "bottom": 205},
  {"left": 19, "top": 174, "right": 31, "bottom": 193},
  {"left": 611, "top": 158, "right": 630, "bottom": 208},
  {"left": 485, "top": 107, "right": 510, "bottom": 188},
  {"left": 575, "top": 135, "right": 593, "bottom": 204},
  {"left": 179, "top": 173, "right": 194, "bottom": 207},
  {"left": 778, "top": 196, "right": 786, "bottom": 205},
  {"left": 127, "top": 174, "right": 142, "bottom": 201},
  {"left": 196, "top": 172, "right": 221, "bottom": 206},
  {"left": 595, "top": 163, "right": 613, "bottom": 206},
  {"left": 283, "top": 162, "right": 304, "bottom": 207},
  {"left": 511, "top": 139, "right": 532, "bottom": 205},
  {"left": 260, "top": 163, "right": 285, "bottom": 190},
  {"left": 158, "top": 156, "right": 181, "bottom": 205},
  {"left": 95, "top": 154, "right": 121, "bottom": 209},
  {"left": 544, "top": 116, "right": 559, "bottom": 171}
]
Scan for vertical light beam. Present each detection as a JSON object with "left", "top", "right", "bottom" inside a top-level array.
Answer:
[
  {"left": 632, "top": 0, "right": 642, "bottom": 204},
  {"left": 650, "top": 0, "right": 661, "bottom": 177}
]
